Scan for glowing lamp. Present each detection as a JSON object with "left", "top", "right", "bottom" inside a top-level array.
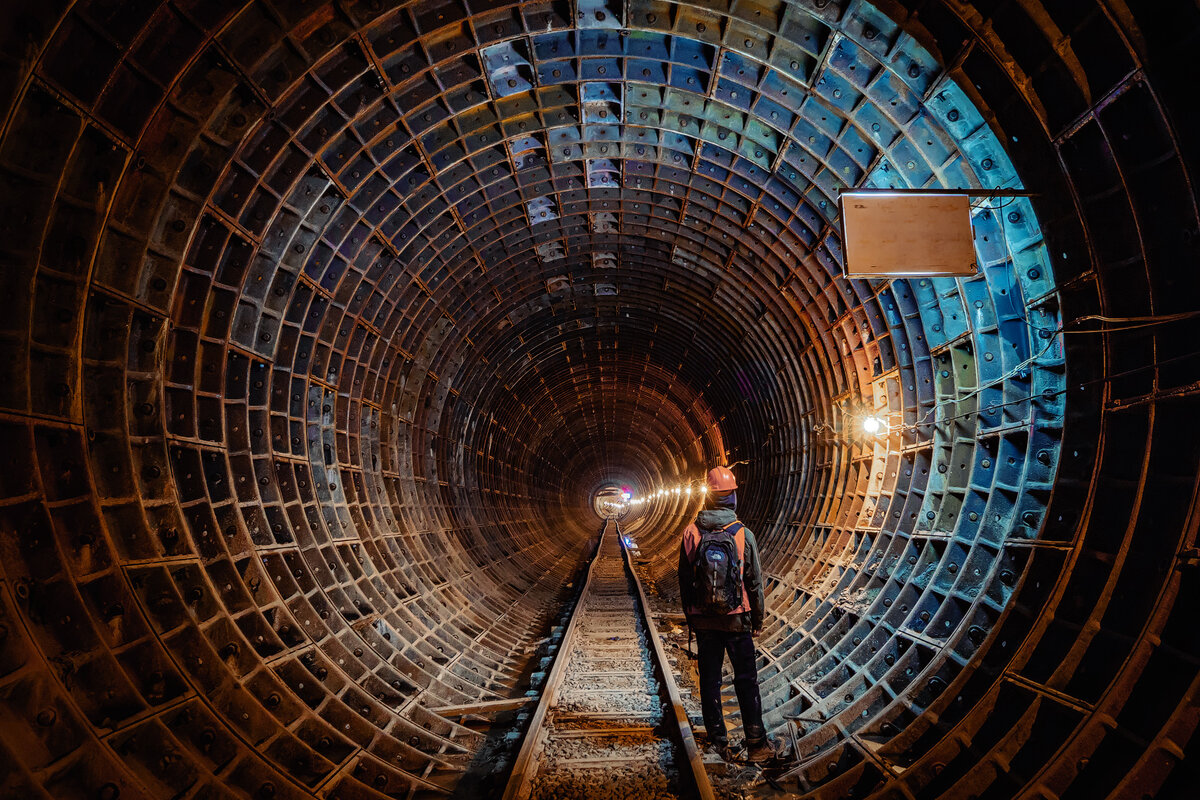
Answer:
[{"left": 863, "top": 416, "right": 888, "bottom": 434}]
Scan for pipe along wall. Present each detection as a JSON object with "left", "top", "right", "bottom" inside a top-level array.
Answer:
[{"left": 0, "top": 1, "right": 1197, "bottom": 798}]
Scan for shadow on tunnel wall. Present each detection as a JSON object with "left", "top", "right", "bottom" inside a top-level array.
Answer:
[{"left": 0, "top": 1, "right": 1198, "bottom": 799}]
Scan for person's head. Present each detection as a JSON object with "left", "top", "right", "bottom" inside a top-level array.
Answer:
[{"left": 705, "top": 466, "right": 738, "bottom": 509}]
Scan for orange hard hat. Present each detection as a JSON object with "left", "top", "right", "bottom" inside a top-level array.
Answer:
[{"left": 706, "top": 466, "right": 737, "bottom": 493}]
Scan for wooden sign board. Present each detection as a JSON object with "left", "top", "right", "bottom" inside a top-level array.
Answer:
[{"left": 839, "top": 192, "right": 977, "bottom": 278}]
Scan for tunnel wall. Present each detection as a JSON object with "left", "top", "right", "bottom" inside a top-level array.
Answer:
[{"left": 0, "top": 2, "right": 1197, "bottom": 800}]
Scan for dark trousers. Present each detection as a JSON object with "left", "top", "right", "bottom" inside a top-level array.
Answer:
[{"left": 694, "top": 629, "right": 765, "bottom": 744}]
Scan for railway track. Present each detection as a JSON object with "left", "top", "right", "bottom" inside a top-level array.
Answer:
[{"left": 501, "top": 521, "right": 715, "bottom": 800}]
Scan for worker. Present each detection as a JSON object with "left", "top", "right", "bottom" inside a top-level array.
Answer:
[{"left": 678, "top": 465, "right": 772, "bottom": 763}]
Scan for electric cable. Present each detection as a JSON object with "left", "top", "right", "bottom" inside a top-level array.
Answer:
[
  {"left": 1061, "top": 310, "right": 1200, "bottom": 333},
  {"left": 817, "top": 309, "right": 1200, "bottom": 441},
  {"left": 892, "top": 343, "right": 1200, "bottom": 433},
  {"left": 883, "top": 195, "right": 1200, "bottom": 434},
  {"left": 898, "top": 332, "right": 1063, "bottom": 431}
]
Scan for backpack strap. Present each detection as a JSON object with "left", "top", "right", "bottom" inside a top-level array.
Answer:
[
  {"left": 726, "top": 522, "right": 745, "bottom": 562},
  {"left": 695, "top": 521, "right": 743, "bottom": 550},
  {"left": 709, "top": 521, "right": 744, "bottom": 544}
]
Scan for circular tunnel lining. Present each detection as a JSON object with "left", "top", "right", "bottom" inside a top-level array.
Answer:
[{"left": 0, "top": 2, "right": 1198, "bottom": 799}]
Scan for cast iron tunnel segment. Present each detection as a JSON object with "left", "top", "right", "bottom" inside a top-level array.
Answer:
[
  {"left": 0, "top": 1, "right": 1196, "bottom": 799},
  {"left": 502, "top": 520, "right": 714, "bottom": 800}
]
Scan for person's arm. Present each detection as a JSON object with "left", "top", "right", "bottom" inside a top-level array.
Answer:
[{"left": 742, "top": 527, "right": 765, "bottom": 633}]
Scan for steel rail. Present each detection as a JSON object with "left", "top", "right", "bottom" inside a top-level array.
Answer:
[
  {"left": 500, "top": 520, "right": 717, "bottom": 800},
  {"left": 617, "top": 523, "right": 717, "bottom": 800},
  {"left": 500, "top": 524, "right": 607, "bottom": 800}
]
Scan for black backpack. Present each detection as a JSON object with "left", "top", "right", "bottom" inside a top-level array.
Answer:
[{"left": 691, "top": 522, "right": 745, "bottom": 614}]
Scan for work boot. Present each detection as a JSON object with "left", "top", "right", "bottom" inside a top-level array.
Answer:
[
  {"left": 743, "top": 727, "right": 774, "bottom": 764},
  {"left": 744, "top": 737, "right": 774, "bottom": 763},
  {"left": 700, "top": 732, "right": 731, "bottom": 760}
]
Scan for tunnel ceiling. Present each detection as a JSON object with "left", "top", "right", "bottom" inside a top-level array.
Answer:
[{"left": 1, "top": 1, "right": 1199, "bottom": 799}]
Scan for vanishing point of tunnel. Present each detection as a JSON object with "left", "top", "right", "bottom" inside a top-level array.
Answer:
[{"left": 0, "top": 0, "right": 1198, "bottom": 798}]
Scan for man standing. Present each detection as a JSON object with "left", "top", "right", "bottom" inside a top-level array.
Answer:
[{"left": 678, "top": 466, "right": 772, "bottom": 763}]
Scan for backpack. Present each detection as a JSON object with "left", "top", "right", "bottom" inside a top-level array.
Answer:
[{"left": 691, "top": 522, "right": 745, "bottom": 614}]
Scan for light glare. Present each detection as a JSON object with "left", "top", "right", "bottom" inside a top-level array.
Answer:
[{"left": 863, "top": 415, "right": 888, "bottom": 434}]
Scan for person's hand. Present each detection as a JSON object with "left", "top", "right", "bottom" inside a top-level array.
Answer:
[{"left": 752, "top": 626, "right": 762, "bottom": 637}]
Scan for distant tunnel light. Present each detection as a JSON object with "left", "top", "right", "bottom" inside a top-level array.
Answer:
[{"left": 840, "top": 192, "right": 977, "bottom": 278}]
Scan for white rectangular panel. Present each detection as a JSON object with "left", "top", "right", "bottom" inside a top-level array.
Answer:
[{"left": 840, "top": 192, "right": 977, "bottom": 278}]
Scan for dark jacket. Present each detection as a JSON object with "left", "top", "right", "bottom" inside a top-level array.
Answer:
[{"left": 678, "top": 508, "right": 765, "bottom": 633}]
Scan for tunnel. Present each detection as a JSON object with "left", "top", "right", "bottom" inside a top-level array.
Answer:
[{"left": 0, "top": 0, "right": 1198, "bottom": 798}]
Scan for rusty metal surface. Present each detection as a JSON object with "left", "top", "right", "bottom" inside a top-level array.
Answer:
[{"left": 0, "top": 1, "right": 1194, "bottom": 799}]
